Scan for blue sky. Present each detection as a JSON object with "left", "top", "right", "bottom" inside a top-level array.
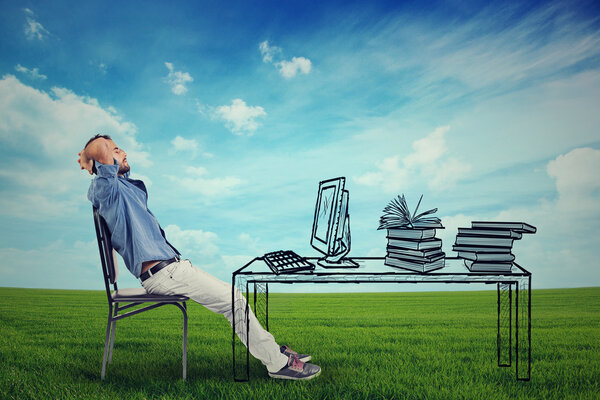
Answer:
[{"left": 0, "top": 0, "right": 599, "bottom": 291}]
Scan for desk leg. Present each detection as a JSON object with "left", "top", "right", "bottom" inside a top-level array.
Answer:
[
  {"left": 515, "top": 276, "right": 532, "bottom": 381},
  {"left": 232, "top": 275, "right": 250, "bottom": 381},
  {"left": 497, "top": 283, "right": 511, "bottom": 367},
  {"left": 252, "top": 282, "right": 269, "bottom": 332}
]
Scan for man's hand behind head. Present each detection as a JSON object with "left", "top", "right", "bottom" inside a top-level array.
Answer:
[
  {"left": 77, "top": 149, "right": 94, "bottom": 175},
  {"left": 77, "top": 137, "right": 113, "bottom": 175},
  {"left": 77, "top": 135, "right": 129, "bottom": 176}
]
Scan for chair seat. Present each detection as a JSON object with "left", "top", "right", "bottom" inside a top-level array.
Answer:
[{"left": 112, "top": 287, "right": 189, "bottom": 302}]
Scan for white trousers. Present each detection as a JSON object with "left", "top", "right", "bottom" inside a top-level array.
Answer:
[{"left": 141, "top": 259, "right": 288, "bottom": 373}]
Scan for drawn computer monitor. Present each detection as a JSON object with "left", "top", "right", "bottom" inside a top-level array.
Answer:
[{"left": 310, "top": 177, "right": 359, "bottom": 268}]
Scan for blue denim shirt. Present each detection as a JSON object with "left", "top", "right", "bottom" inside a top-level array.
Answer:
[{"left": 88, "top": 160, "right": 179, "bottom": 278}]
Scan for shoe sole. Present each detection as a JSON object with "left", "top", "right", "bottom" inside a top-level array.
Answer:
[{"left": 268, "top": 368, "right": 321, "bottom": 381}]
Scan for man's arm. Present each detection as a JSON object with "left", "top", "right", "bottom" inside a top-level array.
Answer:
[{"left": 77, "top": 138, "right": 114, "bottom": 174}]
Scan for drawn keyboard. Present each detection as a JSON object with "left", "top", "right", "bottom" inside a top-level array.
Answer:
[{"left": 262, "top": 250, "right": 315, "bottom": 275}]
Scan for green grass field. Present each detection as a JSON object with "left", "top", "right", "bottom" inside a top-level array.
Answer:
[{"left": 1, "top": 287, "right": 599, "bottom": 399}]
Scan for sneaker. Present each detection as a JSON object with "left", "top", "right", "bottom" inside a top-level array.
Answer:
[
  {"left": 280, "top": 345, "right": 311, "bottom": 362},
  {"left": 269, "top": 354, "right": 321, "bottom": 381}
]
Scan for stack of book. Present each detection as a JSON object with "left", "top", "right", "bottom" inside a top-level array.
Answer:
[
  {"left": 385, "top": 224, "right": 445, "bottom": 272},
  {"left": 453, "top": 221, "right": 536, "bottom": 272},
  {"left": 378, "top": 194, "right": 445, "bottom": 273}
]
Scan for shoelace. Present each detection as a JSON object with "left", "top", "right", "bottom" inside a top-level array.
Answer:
[
  {"left": 288, "top": 354, "right": 304, "bottom": 372},
  {"left": 281, "top": 345, "right": 297, "bottom": 355}
]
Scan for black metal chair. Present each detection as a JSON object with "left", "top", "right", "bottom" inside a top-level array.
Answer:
[{"left": 93, "top": 207, "right": 188, "bottom": 380}]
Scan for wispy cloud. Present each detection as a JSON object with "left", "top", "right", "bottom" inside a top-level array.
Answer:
[
  {"left": 23, "top": 8, "right": 50, "bottom": 41},
  {"left": 171, "top": 135, "right": 198, "bottom": 154},
  {"left": 164, "top": 62, "right": 193, "bottom": 95},
  {"left": 213, "top": 98, "right": 266, "bottom": 135},
  {"left": 354, "top": 126, "right": 470, "bottom": 192},
  {"left": 277, "top": 57, "right": 312, "bottom": 79},
  {"left": 164, "top": 224, "right": 220, "bottom": 258},
  {"left": 259, "top": 40, "right": 281, "bottom": 63},
  {"left": 546, "top": 147, "right": 600, "bottom": 215},
  {"left": 15, "top": 64, "right": 47, "bottom": 80},
  {"left": 367, "top": 1, "right": 600, "bottom": 104},
  {"left": 259, "top": 40, "right": 312, "bottom": 78},
  {"left": 166, "top": 165, "right": 242, "bottom": 197}
]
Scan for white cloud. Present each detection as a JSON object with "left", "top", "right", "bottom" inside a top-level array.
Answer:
[
  {"left": 238, "top": 232, "right": 264, "bottom": 254},
  {"left": 164, "top": 62, "right": 193, "bottom": 95},
  {"left": 546, "top": 147, "right": 600, "bottom": 214},
  {"left": 164, "top": 224, "right": 220, "bottom": 258},
  {"left": 259, "top": 40, "right": 312, "bottom": 79},
  {"left": 277, "top": 57, "right": 312, "bottom": 79},
  {"left": 0, "top": 161, "right": 77, "bottom": 194},
  {"left": 221, "top": 254, "right": 254, "bottom": 271},
  {"left": 128, "top": 172, "right": 153, "bottom": 188},
  {"left": 259, "top": 41, "right": 281, "bottom": 63},
  {"left": 23, "top": 8, "right": 50, "bottom": 41},
  {"left": 186, "top": 165, "right": 208, "bottom": 175},
  {"left": 354, "top": 126, "right": 470, "bottom": 192},
  {"left": 0, "top": 75, "right": 150, "bottom": 219},
  {"left": 15, "top": 64, "right": 47, "bottom": 80},
  {"left": 166, "top": 165, "right": 242, "bottom": 197},
  {"left": 213, "top": 98, "right": 266, "bottom": 135},
  {"left": 403, "top": 126, "right": 448, "bottom": 167},
  {"left": 170, "top": 135, "right": 198, "bottom": 157},
  {"left": 0, "top": 192, "right": 80, "bottom": 221}
]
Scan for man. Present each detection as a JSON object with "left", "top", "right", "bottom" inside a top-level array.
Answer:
[{"left": 77, "top": 134, "right": 321, "bottom": 380}]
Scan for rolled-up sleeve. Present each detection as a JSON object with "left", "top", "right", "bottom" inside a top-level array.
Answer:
[{"left": 87, "top": 160, "right": 119, "bottom": 208}]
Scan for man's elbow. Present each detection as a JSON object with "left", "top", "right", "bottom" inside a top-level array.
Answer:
[{"left": 87, "top": 139, "right": 114, "bottom": 165}]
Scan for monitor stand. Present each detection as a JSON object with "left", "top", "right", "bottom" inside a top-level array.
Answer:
[{"left": 317, "top": 258, "right": 360, "bottom": 268}]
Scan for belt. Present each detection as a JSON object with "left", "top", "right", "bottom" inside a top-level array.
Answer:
[{"left": 140, "top": 257, "right": 180, "bottom": 282}]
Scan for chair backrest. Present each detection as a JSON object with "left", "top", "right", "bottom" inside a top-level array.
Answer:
[{"left": 93, "top": 207, "right": 119, "bottom": 302}]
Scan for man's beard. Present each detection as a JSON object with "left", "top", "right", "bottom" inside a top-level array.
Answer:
[{"left": 118, "top": 164, "right": 130, "bottom": 175}]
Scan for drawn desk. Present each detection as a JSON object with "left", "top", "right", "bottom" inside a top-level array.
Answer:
[{"left": 232, "top": 257, "right": 531, "bottom": 381}]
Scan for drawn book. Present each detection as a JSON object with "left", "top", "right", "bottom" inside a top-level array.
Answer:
[
  {"left": 457, "top": 228, "right": 522, "bottom": 239},
  {"left": 387, "top": 228, "right": 436, "bottom": 240},
  {"left": 386, "top": 251, "right": 445, "bottom": 263},
  {"left": 452, "top": 244, "right": 512, "bottom": 253},
  {"left": 378, "top": 194, "right": 444, "bottom": 230},
  {"left": 387, "top": 246, "right": 443, "bottom": 258},
  {"left": 454, "top": 235, "right": 514, "bottom": 248},
  {"left": 470, "top": 221, "right": 536, "bottom": 234},
  {"left": 464, "top": 259, "right": 513, "bottom": 272},
  {"left": 387, "top": 237, "right": 442, "bottom": 251},
  {"left": 457, "top": 251, "right": 515, "bottom": 262},
  {"left": 385, "top": 256, "right": 445, "bottom": 273}
]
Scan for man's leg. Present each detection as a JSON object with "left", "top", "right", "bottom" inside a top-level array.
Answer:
[{"left": 142, "top": 259, "right": 288, "bottom": 373}]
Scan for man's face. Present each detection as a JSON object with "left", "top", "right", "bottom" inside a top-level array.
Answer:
[{"left": 107, "top": 139, "right": 130, "bottom": 175}]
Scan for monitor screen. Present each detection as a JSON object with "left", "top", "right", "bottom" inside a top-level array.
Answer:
[
  {"left": 311, "top": 177, "right": 345, "bottom": 256},
  {"left": 314, "top": 184, "right": 336, "bottom": 245},
  {"left": 310, "top": 177, "right": 358, "bottom": 268}
]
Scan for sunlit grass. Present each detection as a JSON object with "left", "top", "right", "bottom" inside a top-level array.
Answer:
[{"left": 1, "top": 287, "right": 599, "bottom": 399}]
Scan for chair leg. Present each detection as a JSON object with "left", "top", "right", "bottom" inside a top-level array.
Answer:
[
  {"left": 182, "top": 302, "right": 188, "bottom": 381},
  {"left": 101, "top": 312, "right": 113, "bottom": 380},
  {"left": 108, "top": 319, "right": 117, "bottom": 363}
]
